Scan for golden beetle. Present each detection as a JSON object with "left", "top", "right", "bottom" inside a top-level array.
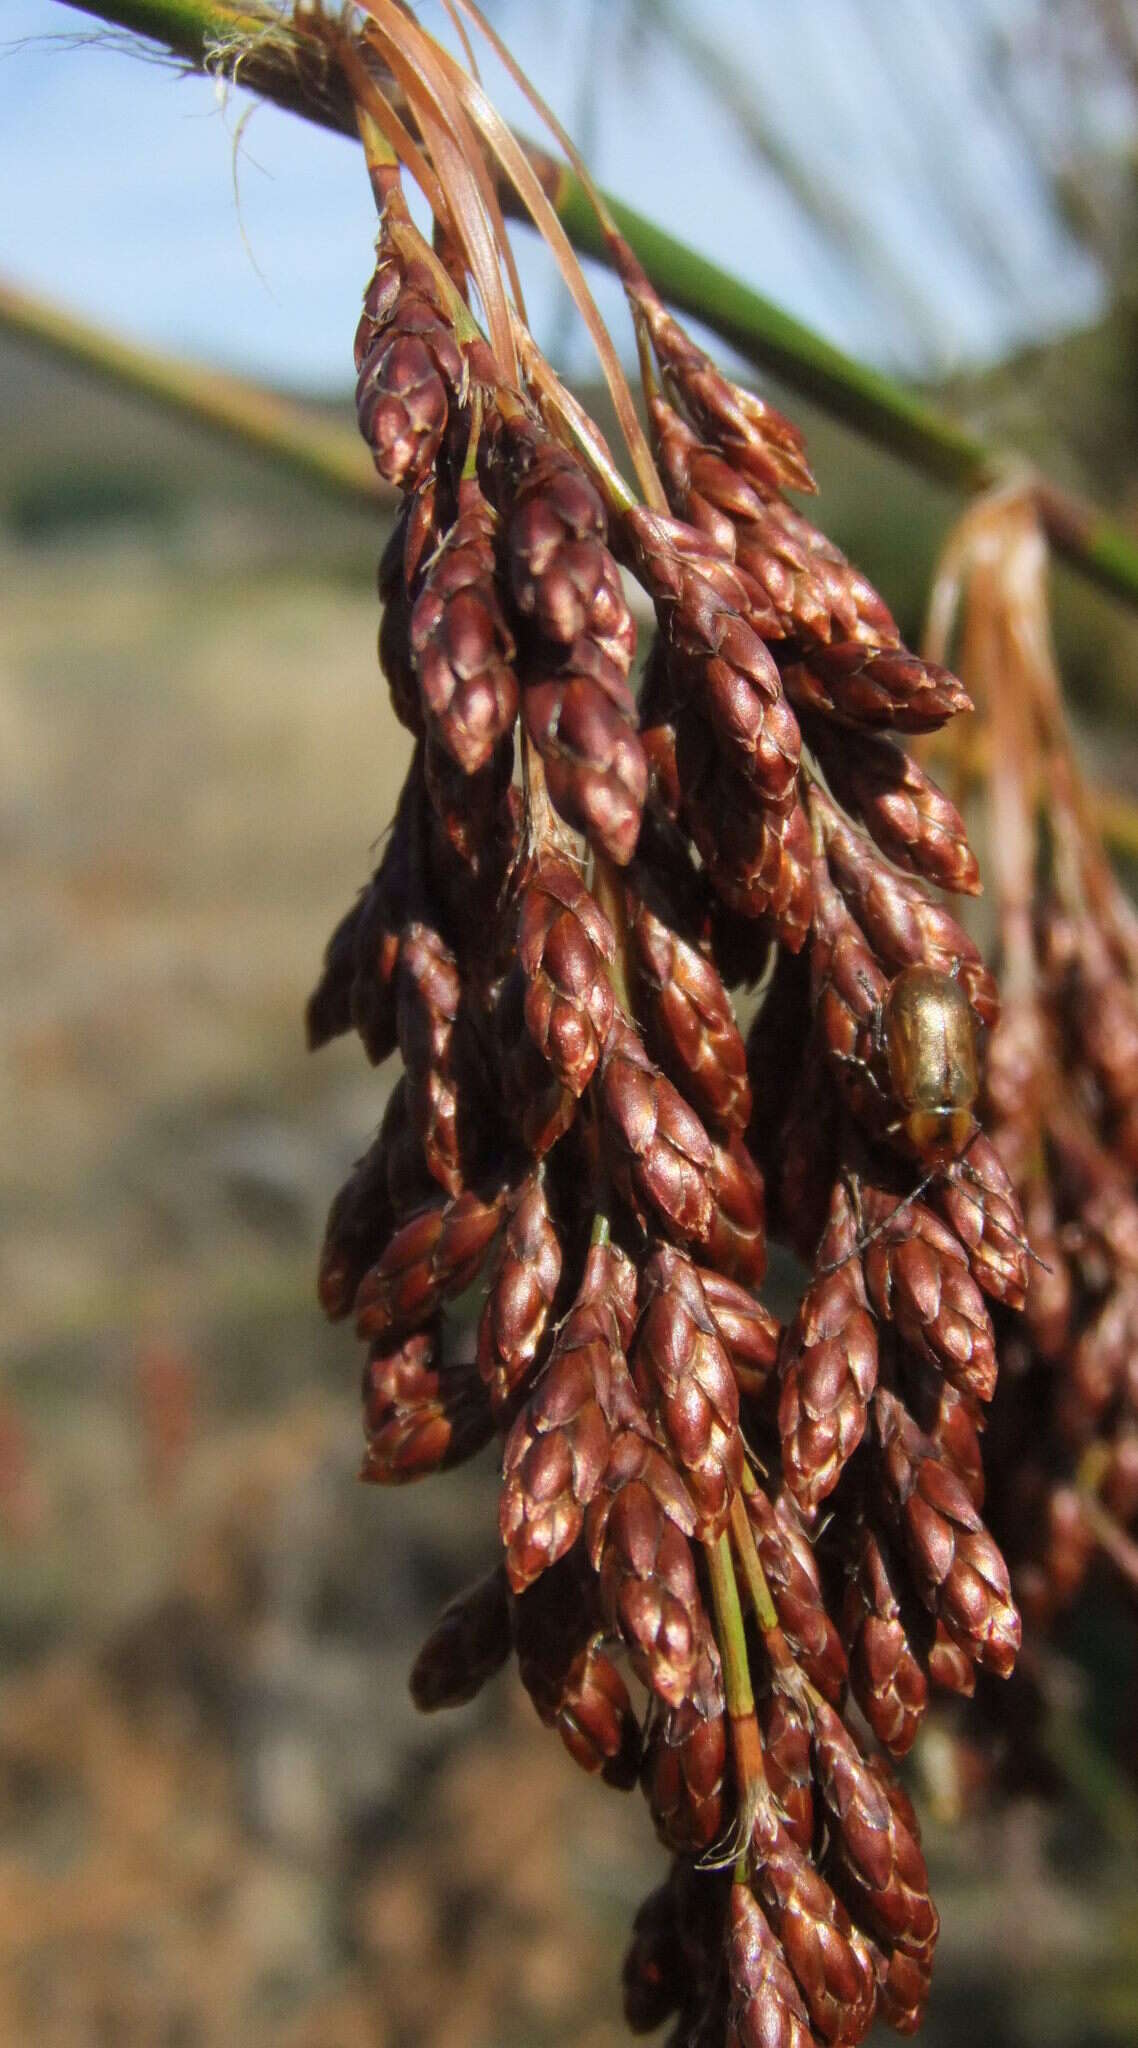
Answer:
[{"left": 877, "top": 962, "right": 981, "bottom": 1168}]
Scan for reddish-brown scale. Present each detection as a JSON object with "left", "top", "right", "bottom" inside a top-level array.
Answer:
[
  {"left": 353, "top": 1187, "right": 504, "bottom": 1342},
  {"left": 635, "top": 1246, "right": 744, "bottom": 1538},
  {"left": 360, "top": 1329, "right": 493, "bottom": 1483},
  {"left": 779, "top": 1182, "right": 880, "bottom": 1513}
]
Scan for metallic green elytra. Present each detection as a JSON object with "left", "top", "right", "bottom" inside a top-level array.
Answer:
[{"left": 880, "top": 963, "right": 980, "bottom": 1166}]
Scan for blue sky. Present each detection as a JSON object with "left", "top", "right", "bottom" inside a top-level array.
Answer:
[{"left": 0, "top": 0, "right": 1108, "bottom": 393}]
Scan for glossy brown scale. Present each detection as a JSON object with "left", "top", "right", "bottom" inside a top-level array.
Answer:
[{"left": 878, "top": 963, "right": 980, "bottom": 1168}]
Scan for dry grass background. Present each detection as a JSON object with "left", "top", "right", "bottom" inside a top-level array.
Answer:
[{"left": 2, "top": 344, "right": 1138, "bottom": 2045}]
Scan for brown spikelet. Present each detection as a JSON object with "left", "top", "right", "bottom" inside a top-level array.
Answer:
[
  {"left": 586, "top": 1429, "right": 704, "bottom": 1707},
  {"left": 597, "top": 1015, "right": 716, "bottom": 1246},
  {"left": 623, "top": 506, "right": 802, "bottom": 813},
  {"left": 842, "top": 1524, "right": 929, "bottom": 1757},
  {"left": 409, "top": 1566, "right": 512, "bottom": 1710},
  {"left": 355, "top": 215, "right": 464, "bottom": 490},
  {"left": 409, "top": 474, "right": 518, "bottom": 773},
  {"left": 811, "top": 1700, "right": 938, "bottom": 1957},
  {"left": 681, "top": 730, "right": 814, "bottom": 942},
  {"left": 493, "top": 416, "right": 645, "bottom": 862},
  {"left": 807, "top": 725, "right": 980, "bottom": 896},
  {"left": 815, "top": 792, "right": 998, "bottom": 1028},
  {"left": 743, "top": 1484, "right": 849, "bottom": 1704},
  {"left": 499, "top": 1243, "right": 639, "bottom": 1591},
  {"left": 809, "top": 858, "right": 892, "bottom": 1135},
  {"left": 697, "top": 1268, "right": 781, "bottom": 1397},
  {"left": 515, "top": 854, "right": 616, "bottom": 1098},
  {"left": 476, "top": 1171, "right": 563, "bottom": 1415},
  {"left": 934, "top": 1136, "right": 1030, "bottom": 1310},
  {"left": 511, "top": 1551, "right": 642, "bottom": 1787},
  {"left": 761, "top": 1689, "right": 815, "bottom": 1853},
  {"left": 360, "top": 1329, "right": 493, "bottom": 1482},
  {"left": 613, "top": 239, "right": 814, "bottom": 496},
  {"left": 354, "top": 1187, "right": 504, "bottom": 1342},
  {"left": 395, "top": 919, "right": 468, "bottom": 1196},
  {"left": 635, "top": 1246, "right": 745, "bottom": 1537},
  {"left": 779, "top": 1182, "right": 879, "bottom": 1513},
  {"left": 346, "top": 786, "right": 417, "bottom": 1067},
  {"left": 523, "top": 655, "right": 648, "bottom": 865},
  {"left": 875, "top": 1389, "right": 1021, "bottom": 1676},
  {"left": 628, "top": 884, "right": 752, "bottom": 1132},
  {"left": 874, "top": 1937, "right": 935, "bottom": 2036},
  {"left": 496, "top": 416, "right": 636, "bottom": 665},
  {"left": 306, "top": 890, "right": 364, "bottom": 1051},
  {"left": 782, "top": 642, "right": 971, "bottom": 735},
  {"left": 706, "top": 1133, "right": 769, "bottom": 1286},
  {"left": 726, "top": 1883, "right": 816, "bottom": 2048},
  {"left": 623, "top": 1880, "right": 687, "bottom": 2035},
  {"left": 643, "top": 1626, "right": 728, "bottom": 1853},
  {"left": 750, "top": 1808, "right": 878, "bottom": 2047},
  {"left": 318, "top": 1112, "right": 399, "bottom": 1323},
  {"left": 859, "top": 1189, "right": 998, "bottom": 1403}
]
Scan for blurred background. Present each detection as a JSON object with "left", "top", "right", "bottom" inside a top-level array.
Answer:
[{"left": 3, "top": 2, "right": 1138, "bottom": 2042}]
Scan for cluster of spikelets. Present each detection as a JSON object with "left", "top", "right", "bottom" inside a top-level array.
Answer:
[
  {"left": 301, "top": 7, "right": 1032, "bottom": 2042},
  {"left": 917, "top": 495, "right": 1138, "bottom": 1794}
]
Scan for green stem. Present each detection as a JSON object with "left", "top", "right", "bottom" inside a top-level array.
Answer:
[
  {"left": 59, "top": 0, "right": 1138, "bottom": 616},
  {"left": 0, "top": 276, "right": 382, "bottom": 509},
  {"left": 705, "top": 1527, "right": 765, "bottom": 1872}
]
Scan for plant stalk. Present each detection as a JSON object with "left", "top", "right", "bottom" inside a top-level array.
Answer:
[{"left": 0, "top": 276, "right": 382, "bottom": 509}]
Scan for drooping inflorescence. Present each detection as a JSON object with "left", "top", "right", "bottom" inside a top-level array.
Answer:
[{"left": 304, "top": 9, "right": 1035, "bottom": 2041}]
